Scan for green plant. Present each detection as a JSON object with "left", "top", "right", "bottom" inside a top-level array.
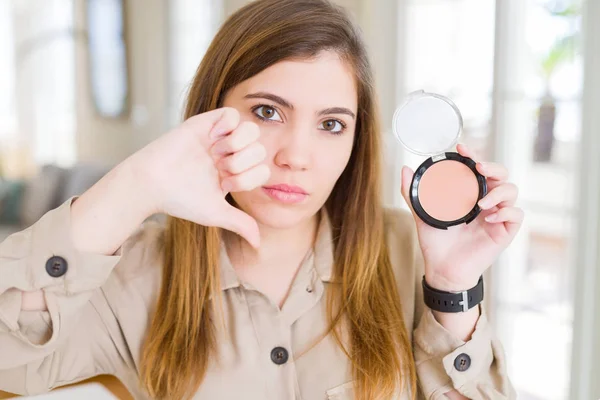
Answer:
[
  {"left": 539, "top": 3, "right": 581, "bottom": 85},
  {"left": 533, "top": 1, "right": 582, "bottom": 163}
]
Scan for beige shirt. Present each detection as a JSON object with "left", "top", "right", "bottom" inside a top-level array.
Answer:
[{"left": 0, "top": 198, "right": 515, "bottom": 399}]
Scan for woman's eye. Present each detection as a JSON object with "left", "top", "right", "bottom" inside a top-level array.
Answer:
[
  {"left": 320, "top": 119, "right": 345, "bottom": 133},
  {"left": 253, "top": 105, "right": 282, "bottom": 122}
]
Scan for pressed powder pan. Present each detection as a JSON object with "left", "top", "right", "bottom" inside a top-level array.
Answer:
[{"left": 393, "top": 90, "right": 487, "bottom": 230}]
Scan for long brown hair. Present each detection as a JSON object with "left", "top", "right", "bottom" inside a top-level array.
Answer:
[{"left": 140, "top": 1, "right": 417, "bottom": 399}]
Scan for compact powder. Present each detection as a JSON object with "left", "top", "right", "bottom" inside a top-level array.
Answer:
[{"left": 417, "top": 160, "right": 480, "bottom": 222}]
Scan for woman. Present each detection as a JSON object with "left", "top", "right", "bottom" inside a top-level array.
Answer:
[{"left": 0, "top": 0, "right": 522, "bottom": 399}]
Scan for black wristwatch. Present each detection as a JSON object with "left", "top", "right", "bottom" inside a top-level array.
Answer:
[{"left": 422, "top": 276, "right": 484, "bottom": 313}]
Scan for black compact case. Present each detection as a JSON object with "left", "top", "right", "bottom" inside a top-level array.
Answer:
[{"left": 394, "top": 90, "right": 488, "bottom": 229}]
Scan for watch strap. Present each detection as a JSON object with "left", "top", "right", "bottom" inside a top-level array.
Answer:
[{"left": 422, "top": 275, "right": 484, "bottom": 313}]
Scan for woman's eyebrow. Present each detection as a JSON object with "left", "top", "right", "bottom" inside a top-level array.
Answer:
[
  {"left": 244, "top": 91, "right": 356, "bottom": 120},
  {"left": 244, "top": 92, "right": 294, "bottom": 109},
  {"left": 318, "top": 107, "right": 355, "bottom": 120}
]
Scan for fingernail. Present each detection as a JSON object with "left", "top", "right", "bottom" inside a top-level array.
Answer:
[
  {"left": 485, "top": 214, "right": 497, "bottom": 222},
  {"left": 211, "top": 129, "right": 226, "bottom": 140},
  {"left": 221, "top": 181, "right": 232, "bottom": 193},
  {"left": 213, "top": 143, "right": 227, "bottom": 156},
  {"left": 478, "top": 198, "right": 489, "bottom": 208},
  {"left": 210, "top": 122, "right": 228, "bottom": 140}
]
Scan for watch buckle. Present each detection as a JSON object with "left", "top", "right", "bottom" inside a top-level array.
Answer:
[{"left": 457, "top": 290, "right": 469, "bottom": 312}]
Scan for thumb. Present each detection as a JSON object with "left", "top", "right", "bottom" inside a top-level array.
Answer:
[
  {"left": 185, "top": 107, "right": 241, "bottom": 143},
  {"left": 216, "top": 203, "right": 261, "bottom": 249},
  {"left": 401, "top": 166, "right": 417, "bottom": 218}
]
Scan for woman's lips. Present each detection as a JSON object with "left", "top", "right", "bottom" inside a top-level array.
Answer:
[{"left": 262, "top": 184, "right": 308, "bottom": 204}]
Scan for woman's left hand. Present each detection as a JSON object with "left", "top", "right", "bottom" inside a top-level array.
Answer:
[{"left": 400, "top": 143, "right": 525, "bottom": 292}]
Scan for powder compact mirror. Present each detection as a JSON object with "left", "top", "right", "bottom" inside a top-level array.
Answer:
[{"left": 392, "top": 90, "right": 487, "bottom": 230}]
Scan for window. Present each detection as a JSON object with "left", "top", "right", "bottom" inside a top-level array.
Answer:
[
  {"left": 397, "top": 0, "right": 585, "bottom": 398},
  {"left": 1, "top": 0, "right": 76, "bottom": 175},
  {"left": 491, "top": 1, "right": 582, "bottom": 398}
]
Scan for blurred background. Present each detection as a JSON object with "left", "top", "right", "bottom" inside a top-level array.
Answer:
[{"left": 0, "top": 0, "right": 599, "bottom": 399}]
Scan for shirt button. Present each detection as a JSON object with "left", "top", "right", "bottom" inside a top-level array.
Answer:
[
  {"left": 45, "top": 256, "right": 68, "bottom": 278},
  {"left": 453, "top": 353, "right": 471, "bottom": 372},
  {"left": 270, "top": 346, "right": 289, "bottom": 365}
]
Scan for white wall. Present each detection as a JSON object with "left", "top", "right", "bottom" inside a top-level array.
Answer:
[
  {"left": 73, "top": 0, "right": 168, "bottom": 165},
  {"left": 342, "top": 0, "right": 405, "bottom": 207}
]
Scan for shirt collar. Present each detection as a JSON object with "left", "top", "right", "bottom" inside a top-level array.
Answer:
[{"left": 218, "top": 208, "right": 335, "bottom": 291}]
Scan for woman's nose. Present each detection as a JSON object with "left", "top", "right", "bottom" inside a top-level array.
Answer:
[{"left": 273, "top": 129, "right": 313, "bottom": 171}]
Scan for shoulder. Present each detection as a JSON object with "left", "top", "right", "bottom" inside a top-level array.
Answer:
[
  {"left": 382, "top": 207, "right": 423, "bottom": 330},
  {"left": 101, "top": 217, "right": 166, "bottom": 312},
  {"left": 114, "top": 217, "right": 166, "bottom": 283},
  {"left": 383, "top": 207, "right": 420, "bottom": 264}
]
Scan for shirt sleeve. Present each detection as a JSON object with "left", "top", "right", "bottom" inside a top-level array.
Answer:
[
  {"left": 0, "top": 197, "right": 142, "bottom": 395},
  {"left": 407, "top": 225, "right": 516, "bottom": 398},
  {"left": 413, "top": 305, "right": 516, "bottom": 399}
]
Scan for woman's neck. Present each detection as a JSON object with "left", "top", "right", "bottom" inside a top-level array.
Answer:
[
  {"left": 224, "top": 212, "right": 319, "bottom": 270},
  {"left": 223, "top": 211, "right": 320, "bottom": 308}
]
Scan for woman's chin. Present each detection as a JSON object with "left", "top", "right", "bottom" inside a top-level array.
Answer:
[{"left": 248, "top": 206, "right": 312, "bottom": 230}]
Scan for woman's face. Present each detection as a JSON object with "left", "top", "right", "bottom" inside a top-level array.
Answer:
[{"left": 222, "top": 50, "right": 358, "bottom": 229}]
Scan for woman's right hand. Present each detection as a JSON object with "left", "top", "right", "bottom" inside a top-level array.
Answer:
[
  {"left": 70, "top": 107, "right": 268, "bottom": 257},
  {"left": 129, "top": 107, "right": 269, "bottom": 248}
]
